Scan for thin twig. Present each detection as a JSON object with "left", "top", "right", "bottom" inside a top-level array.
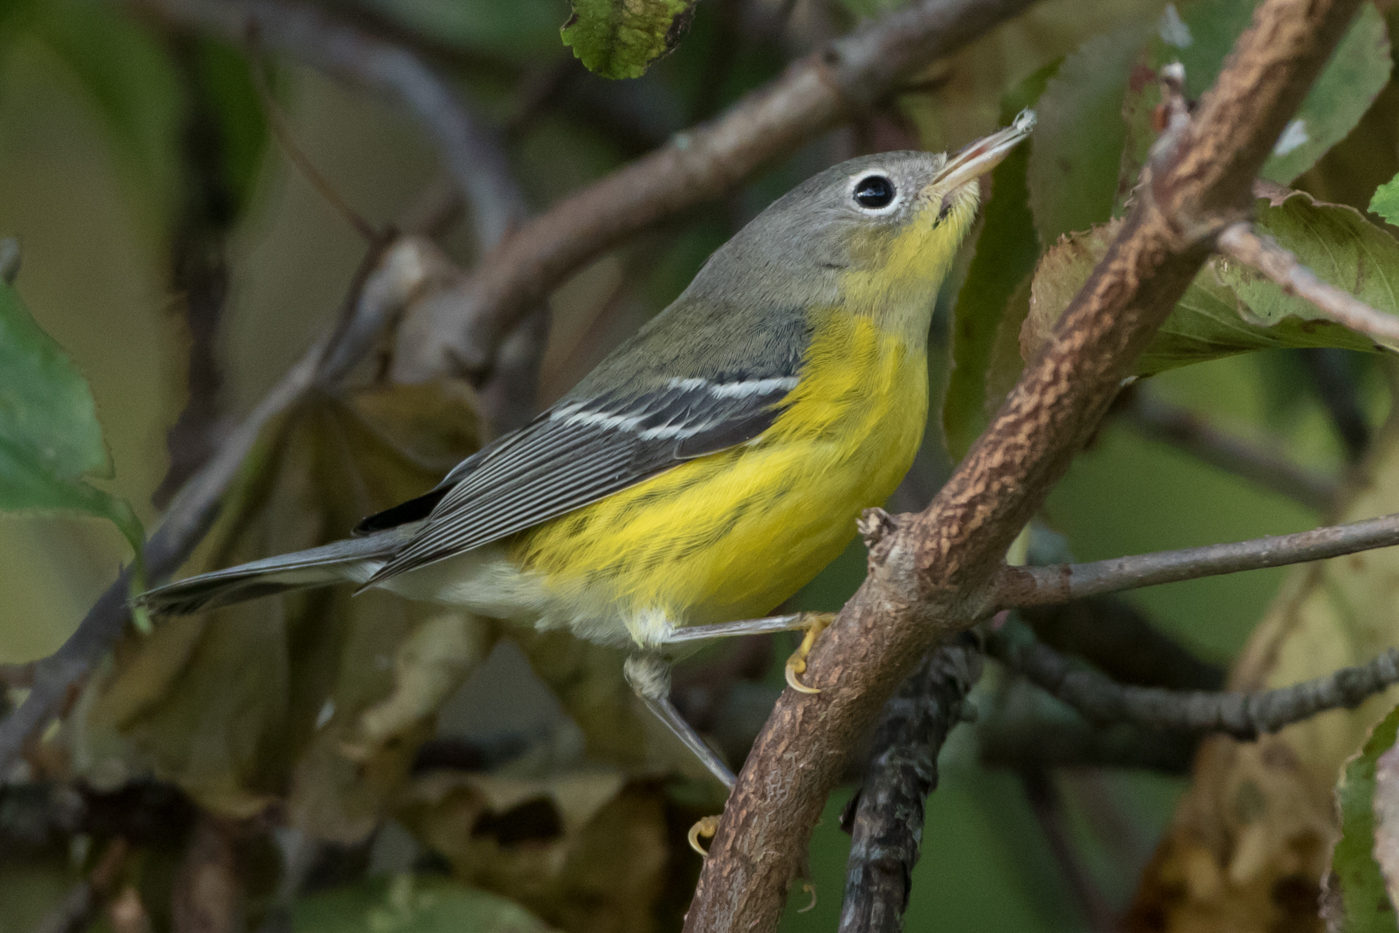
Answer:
[
  {"left": 1218, "top": 222, "right": 1399, "bottom": 345},
  {"left": 126, "top": 0, "right": 524, "bottom": 250},
  {"left": 1019, "top": 771, "right": 1116, "bottom": 933},
  {"left": 419, "top": 0, "right": 1049, "bottom": 376},
  {"left": 688, "top": 0, "right": 1366, "bottom": 925},
  {"left": 987, "top": 619, "right": 1399, "bottom": 739},
  {"left": 837, "top": 633, "right": 983, "bottom": 933},
  {"left": 995, "top": 511, "right": 1399, "bottom": 609},
  {"left": 1122, "top": 391, "right": 1338, "bottom": 512}
]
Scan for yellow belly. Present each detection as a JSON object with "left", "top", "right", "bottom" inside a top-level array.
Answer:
[{"left": 510, "top": 315, "right": 928, "bottom": 644}]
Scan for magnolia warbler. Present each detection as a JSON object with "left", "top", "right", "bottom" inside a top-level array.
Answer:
[{"left": 141, "top": 111, "right": 1036, "bottom": 791}]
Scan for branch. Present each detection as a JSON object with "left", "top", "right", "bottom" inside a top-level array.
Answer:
[
  {"left": 151, "top": 38, "right": 236, "bottom": 508},
  {"left": 988, "top": 620, "right": 1399, "bottom": 739},
  {"left": 1122, "top": 391, "right": 1338, "bottom": 512},
  {"left": 126, "top": 0, "right": 525, "bottom": 251},
  {"left": 1218, "top": 222, "right": 1399, "bottom": 345},
  {"left": 838, "top": 633, "right": 983, "bottom": 933},
  {"left": 995, "top": 511, "right": 1399, "bottom": 609},
  {"left": 687, "top": 0, "right": 1365, "bottom": 926},
  {"left": 1302, "top": 348, "right": 1371, "bottom": 462},
  {"left": 1019, "top": 771, "right": 1116, "bottom": 933}
]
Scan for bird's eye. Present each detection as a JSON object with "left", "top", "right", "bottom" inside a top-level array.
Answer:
[{"left": 853, "top": 175, "right": 896, "bottom": 210}]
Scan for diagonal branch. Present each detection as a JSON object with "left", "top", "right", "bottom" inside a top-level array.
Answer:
[
  {"left": 420, "top": 0, "right": 1047, "bottom": 377},
  {"left": 686, "top": 0, "right": 1366, "bottom": 927},
  {"left": 1122, "top": 391, "right": 1338, "bottom": 512},
  {"left": 994, "top": 511, "right": 1399, "bottom": 609},
  {"left": 126, "top": 0, "right": 525, "bottom": 250}
]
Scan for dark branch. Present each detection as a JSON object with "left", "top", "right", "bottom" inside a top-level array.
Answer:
[
  {"left": 128, "top": 0, "right": 524, "bottom": 250},
  {"left": 1121, "top": 391, "right": 1338, "bottom": 512},
  {"left": 987, "top": 620, "right": 1399, "bottom": 739},
  {"left": 1022, "top": 595, "right": 1224, "bottom": 692},
  {"left": 838, "top": 633, "right": 983, "bottom": 933}
]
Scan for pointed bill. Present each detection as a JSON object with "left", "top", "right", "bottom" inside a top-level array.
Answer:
[{"left": 935, "top": 109, "right": 1037, "bottom": 189}]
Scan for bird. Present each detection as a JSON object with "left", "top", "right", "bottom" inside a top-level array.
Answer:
[{"left": 140, "top": 110, "right": 1036, "bottom": 794}]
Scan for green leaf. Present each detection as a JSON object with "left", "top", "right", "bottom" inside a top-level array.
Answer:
[
  {"left": 944, "top": 68, "right": 1052, "bottom": 459},
  {"left": 1263, "top": 2, "right": 1389, "bottom": 184},
  {"left": 1371, "top": 174, "right": 1399, "bottom": 228},
  {"left": 0, "top": 269, "right": 144, "bottom": 564},
  {"left": 1026, "top": 19, "right": 1151, "bottom": 244},
  {"left": 1122, "top": 0, "right": 1388, "bottom": 188},
  {"left": 1325, "top": 703, "right": 1399, "bottom": 932},
  {"left": 561, "top": 0, "right": 697, "bottom": 80},
  {"left": 1024, "top": 192, "right": 1394, "bottom": 374},
  {"left": 1216, "top": 192, "right": 1399, "bottom": 352},
  {"left": 293, "top": 875, "right": 558, "bottom": 933},
  {"left": 1040, "top": 0, "right": 1389, "bottom": 242}
]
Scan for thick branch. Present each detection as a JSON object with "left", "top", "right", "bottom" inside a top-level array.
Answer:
[
  {"left": 995, "top": 511, "right": 1399, "bottom": 609},
  {"left": 687, "top": 0, "right": 1365, "bottom": 926}
]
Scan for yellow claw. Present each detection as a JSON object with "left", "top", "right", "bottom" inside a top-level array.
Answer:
[
  {"left": 784, "top": 612, "right": 836, "bottom": 694},
  {"left": 688, "top": 815, "right": 721, "bottom": 856}
]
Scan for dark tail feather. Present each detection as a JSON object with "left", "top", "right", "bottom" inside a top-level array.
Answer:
[{"left": 137, "top": 527, "right": 416, "bottom": 615}]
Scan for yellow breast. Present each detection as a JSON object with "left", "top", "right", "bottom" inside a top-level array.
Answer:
[{"left": 511, "top": 313, "right": 928, "bottom": 645}]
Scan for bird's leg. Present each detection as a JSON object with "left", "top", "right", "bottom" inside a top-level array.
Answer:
[
  {"left": 657, "top": 611, "right": 838, "bottom": 693},
  {"left": 782, "top": 611, "right": 836, "bottom": 694},
  {"left": 624, "top": 653, "right": 734, "bottom": 855}
]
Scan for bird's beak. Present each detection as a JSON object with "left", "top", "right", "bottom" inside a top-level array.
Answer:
[{"left": 933, "top": 109, "right": 1037, "bottom": 190}]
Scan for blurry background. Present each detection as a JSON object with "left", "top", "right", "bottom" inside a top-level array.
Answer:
[{"left": 1, "top": 0, "right": 1395, "bottom": 929}]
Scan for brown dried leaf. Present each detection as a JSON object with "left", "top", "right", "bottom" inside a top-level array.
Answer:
[
  {"left": 397, "top": 768, "right": 694, "bottom": 933},
  {"left": 1128, "top": 415, "right": 1399, "bottom": 931}
]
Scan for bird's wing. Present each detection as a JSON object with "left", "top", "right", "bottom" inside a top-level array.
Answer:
[{"left": 363, "top": 373, "right": 798, "bottom": 582}]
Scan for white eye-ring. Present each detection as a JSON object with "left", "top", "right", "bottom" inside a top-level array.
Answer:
[{"left": 849, "top": 171, "right": 900, "bottom": 214}]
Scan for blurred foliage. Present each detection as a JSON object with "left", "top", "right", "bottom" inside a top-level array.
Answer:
[
  {"left": 1128, "top": 415, "right": 1399, "bottom": 931},
  {"left": 293, "top": 874, "right": 560, "bottom": 932},
  {"left": 1, "top": 0, "right": 1399, "bottom": 930},
  {"left": 0, "top": 264, "right": 144, "bottom": 577}
]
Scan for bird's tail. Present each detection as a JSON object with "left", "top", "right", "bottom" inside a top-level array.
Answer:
[{"left": 137, "top": 526, "right": 418, "bottom": 615}]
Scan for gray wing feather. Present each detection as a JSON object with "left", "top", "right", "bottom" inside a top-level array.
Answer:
[{"left": 365, "top": 376, "right": 795, "bottom": 583}]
